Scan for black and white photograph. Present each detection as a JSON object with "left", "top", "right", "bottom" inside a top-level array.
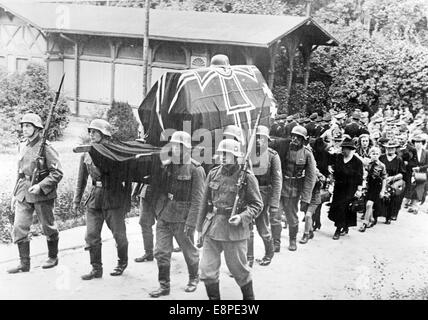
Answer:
[{"left": 0, "top": 0, "right": 428, "bottom": 305}]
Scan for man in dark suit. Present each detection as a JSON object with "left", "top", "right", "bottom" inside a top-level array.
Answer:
[{"left": 407, "top": 134, "right": 428, "bottom": 214}]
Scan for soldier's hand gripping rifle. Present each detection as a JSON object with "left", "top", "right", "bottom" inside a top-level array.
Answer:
[
  {"left": 229, "top": 101, "right": 264, "bottom": 221},
  {"left": 30, "top": 74, "right": 65, "bottom": 186}
]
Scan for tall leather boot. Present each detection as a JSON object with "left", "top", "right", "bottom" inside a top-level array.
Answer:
[
  {"left": 300, "top": 218, "right": 313, "bottom": 244},
  {"left": 81, "top": 245, "right": 103, "bottom": 280},
  {"left": 185, "top": 263, "right": 199, "bottom": 293},
  {"left": 257, "top": 238, "right": 274, "bottom": 266},
  {"left": 241, "top": 281, "right": 255, "bottom": 300},
  {"left": 149, "top": 265, "right": 171, "bottom": 298},
  {"left": 271, "top": 224, "right": 282, "bottom": 252},
  {"left": 134, "top": 251, "right": 154, "bottom": 262},
  {"left": 135, "top": 231, "right": 154, "bottom": 262},
  {"left": 42, "top": 237, "right": 59, "bottom": 269},
  {"left": 205, "top": 282, "right": 220, "bottom": 300},
  {"left": 288, "top": 226, "right": 298, "bottom": 251},
  {"left": 111, "top": 244, "right": 128, "bottom": 276},
  {"left": 247, "top": 230, "right": 254, "bottom": 268},
  {"left": 7, "top": 241, "right": 30, "bottom": 274}
]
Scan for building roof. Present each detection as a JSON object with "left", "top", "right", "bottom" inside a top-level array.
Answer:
[{"left": 0, "top": 1, "right": 338, "bottom": 48}]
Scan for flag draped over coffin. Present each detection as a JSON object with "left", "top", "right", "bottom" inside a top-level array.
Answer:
[
  {"left": 87, "top": 140, "right": 161, "bottom": 182},
  {"left": 138, "top": 65, "right": 277, "bottom": 147}
]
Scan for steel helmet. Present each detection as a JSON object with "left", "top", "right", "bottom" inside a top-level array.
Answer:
[
  {"left": 256, "top": 125, "right": 270, "bottom": 139},
  {"left": 291, "top": 125, "right": 308, "bottom": 140},
  {"left": 210, "top": 54, "right": 230, "bottom": 67},
  {"left": 217, "top": 139, "right": 243, "bottom": 157},
  {"left": 88, "top": 119, "right": 112, "bottom": 137},
  {"left": 223, "top": 125, "right": 244, "bottom": 143},
  {"left": 170, "top": 131, "right": 192, "bottom": 149},
  {"left": 20, "top": 113, "right": 43, "bottom": 129}
]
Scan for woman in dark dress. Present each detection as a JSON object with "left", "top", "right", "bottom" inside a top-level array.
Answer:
[
  {"left": 311, "top": 137, "right": 331, "bottom": 231},
  {"left": 328, "top": 137, "right": 364, "bottom": 240},
  {"left": 379, "top": 140, "right": 406, "bottom": 223}
]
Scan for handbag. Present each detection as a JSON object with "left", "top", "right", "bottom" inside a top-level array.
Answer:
[
  {"left": 389, "top": 179, "right": 406, "bottom": 196},
  {"left": 413, "top": 172, "right": 427, "bottom": 184},
  {"left": 349, "top": 196, "right": 366, "bottom": 213},
  {"left": 320, "top": 188, "right": 332, "bottom": 203}
]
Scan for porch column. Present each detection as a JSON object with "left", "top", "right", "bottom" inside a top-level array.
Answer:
[
  {"left": 283, "top": 33, "right": 301, "bottom": 113},
  {"left": 299, "top": 41, "right": 317, "bottom": 90},
  {"left": 267, "top": 41, "right": 280, "bottom": 89},
  {"left": 74, "top": 38, "right": 80, "bottom": 116}
]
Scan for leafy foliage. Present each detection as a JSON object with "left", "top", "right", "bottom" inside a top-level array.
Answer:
[
  {"left": 106, "top": 101, "right": 139, "bottom": 141},
  {"left": 0, "top": 63, "right": 70, "bottom": 145},
  {"left": 274, "top": 81, "right": 329, "bottom": 115}
]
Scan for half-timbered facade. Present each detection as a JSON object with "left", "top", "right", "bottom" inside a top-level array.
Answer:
[{"left": 0, "top": 1, "right": 338, "bottom": 116}]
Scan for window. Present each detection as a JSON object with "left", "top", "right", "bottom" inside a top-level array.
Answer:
[
  {"left": 153, "top": 43, "right": 186, "bottom": 65},
  {"left": 117, "top": 42, "right": 143, "bottom": 60},
  {"left": 82, "top": 37, "right": 110, "bottom": 57}
]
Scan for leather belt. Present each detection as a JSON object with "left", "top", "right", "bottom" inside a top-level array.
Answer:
[
  {"left": 92, "top": 181, "right": 103, "bottom": 187},
  {"left": 284, "top": 175, "right": 304, "bottom": 180},
  {"left": 167, "top": 192, "right": 188, "bottom": 202},
  {"left": 18, "top": 173, "right": 31, "bottom": 180},
  {"left": 258, "top": 183, "right": 272, "bottom": 188},
  {"left": 213, "top": 206, "right": 232, "bottom": 216}
]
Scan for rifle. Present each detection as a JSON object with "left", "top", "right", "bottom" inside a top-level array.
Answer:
[
  {"left": 30, "top": 73, "right": 65, "bottom": 186},
  {"left": 229, "top": 98, "right": 265, "bottom": 218}
]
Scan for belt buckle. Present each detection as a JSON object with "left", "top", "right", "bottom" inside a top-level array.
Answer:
[
  {"left": 168, "top": 193, "right": 174, "bottom": 201},
  {"left": 95, "top": 181, "right": 102, "bottom": 187}
]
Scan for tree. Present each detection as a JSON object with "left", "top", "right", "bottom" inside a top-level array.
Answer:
[
  {"left": 106, "top": 101, "right": 139, "bottom": 141},
  {"left": 0, "top": 63, "right": 70, "bottom": 141}
]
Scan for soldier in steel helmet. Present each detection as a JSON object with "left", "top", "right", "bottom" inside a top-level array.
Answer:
[
  {"left": 197, "top": 139, "right": 263, "bottom": 300},
  {"left": 275, "top": 125, "right": 316, "bottom": 252},
  {"left": 247, "top": 125, "right": 282, "bottom": 267},
  {"left": 8, "top": 113, "right": 63, "bottom": 274},
  {"left": 210, "top": 54, "right": 230, "bottom": 67},
  {"left": 149, "top": 131, "right": 206, "bottom": 298},
  {"left": 73, "top": 119, "right": 130, "bottom": 280}
]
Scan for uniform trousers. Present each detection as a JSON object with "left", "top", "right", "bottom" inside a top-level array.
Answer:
[
  {"left": 13, "top": 199, "right": 58, "bottom": 244},
  {"left": 200, "top": 236, "right": 251, "bottom": 287},
  {"left": 280, "top": 196, "right": 300, "bottom": 228},
  {"left": 154, "top": 219, "right": 199, "bottom": 276},
  {"left": 139, "top": 197, "right": 157, "bottom": 253},
  {"left": 85, "top": 207, "right": 128, "bottom": 253}
]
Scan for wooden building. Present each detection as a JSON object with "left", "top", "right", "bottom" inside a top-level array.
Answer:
[{"left": 0, "top": 1, "right": 338, "bottom": 116}]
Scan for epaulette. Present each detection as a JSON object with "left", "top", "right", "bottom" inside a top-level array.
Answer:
[
  {"left": 268, "top": 147, "right": 278, "bottom": 156},
  {"left": 304, "top": 145, "right": 313, "bottom": 153},
  {"left": 191, "top": 158, "right": 201, "bottom": 167},
  {"left": 209, "top": 165, "right": 221, "bottom": 177}
]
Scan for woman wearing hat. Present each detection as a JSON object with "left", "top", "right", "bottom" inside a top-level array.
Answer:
[
  {"left": 328, "top": 136, "right": 364, "bottom": 240},
  {"left": 406, "top": 134, "right": 428, "bottom": 214},
  {"left": 379, "top": 140, "right": 406, "bottom": 223}
]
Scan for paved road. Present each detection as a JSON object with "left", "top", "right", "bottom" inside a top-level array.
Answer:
[{"left": 1, "top": 204, "right": 428, "bottom": 300}]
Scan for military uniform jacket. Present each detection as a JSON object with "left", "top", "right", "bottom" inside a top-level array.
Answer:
[
  {"left": 73, "top": 153, "right": 131, "bottom": 211},
  {"left": 158, "top": 159, "right": 206, "bottom": 228},
  {"left": 252, "top": 148, "right": 282, "bottom": 211},
  {"left": 196, "top": 164, "right": 263, "bottom": 241},
  {"left": 14, "top": 134, "right": 63, "bottom": 203},
  {"left": 277, "top": 139, "right": 317, "bottom": 203}
]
